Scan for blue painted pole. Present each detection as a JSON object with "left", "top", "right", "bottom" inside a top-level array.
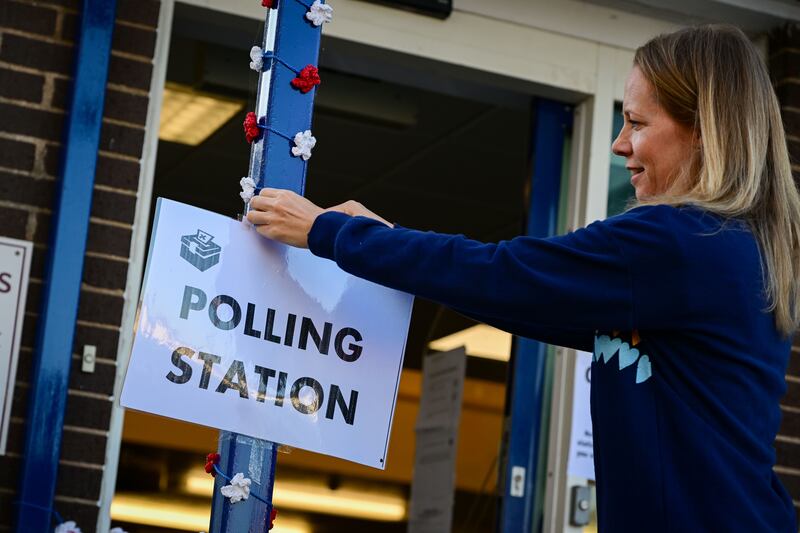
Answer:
[
  {"left": 14, "top": 1, "right": 117, "bottom": 531},
  {"left": 499, "top": 99, "right": 572, "bottom": 533},
  {"left": 209, "top": 1, "right": 323, "bottom": 531}
]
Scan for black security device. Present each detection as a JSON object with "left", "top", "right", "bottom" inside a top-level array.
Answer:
[{"left": 361, "top": 0, "right": 452, "bottom": 19}]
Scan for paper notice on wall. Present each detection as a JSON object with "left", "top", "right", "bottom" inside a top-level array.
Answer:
[
  {"left": 408, "top": 347, "right": 466, "bottom": 533},
  {"left": 567, "top": 350, "right": 595, "bottom": 480},
  {"left": 0, "top": 237, "right": 32, "bottom": 456}
]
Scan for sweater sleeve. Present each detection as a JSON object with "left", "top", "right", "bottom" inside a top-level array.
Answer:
[
  {"left": 308, "top": 210, "right": 640, "bottom": 335},
  {"left": 450, "top": 306, "right": 595, "bottom": 351}
]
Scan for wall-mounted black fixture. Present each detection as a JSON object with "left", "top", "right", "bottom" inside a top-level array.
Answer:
[{"left": 361, "top": 0, "right": 452, "bottom": 19}]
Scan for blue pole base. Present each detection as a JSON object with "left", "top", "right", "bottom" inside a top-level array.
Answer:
[{"left": 209, "top": 432, "right": 278, "bottom": 532}]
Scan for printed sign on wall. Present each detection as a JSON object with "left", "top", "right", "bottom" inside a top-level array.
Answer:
[
  {"left": 567, "top": 350, "right": 594, "bottom": 480},
  {"left": 121, "top": 199, "right": 414, "bottom": 468},
  {"left": 0, "top": 237, "right": 33, "bottom": 455}
]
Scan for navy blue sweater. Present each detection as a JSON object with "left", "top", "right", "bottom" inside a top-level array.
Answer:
[{"left": 308, "top": 204, "right": 796, "bottom": 532}]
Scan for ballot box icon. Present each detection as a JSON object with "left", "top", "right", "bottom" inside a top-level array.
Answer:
[{"left": 180, "top": 229, "right": 221, "bottom": 271}]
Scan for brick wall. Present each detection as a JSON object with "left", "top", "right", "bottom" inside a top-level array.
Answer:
[
  {"left": 0, "top": 0, "right": 160, "bottom": 530},
  {"left": 771, "top": 23, "right": 800, "bottom": 526}
]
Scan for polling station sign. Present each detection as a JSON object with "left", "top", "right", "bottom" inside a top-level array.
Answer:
[{"left": 121, "top": 198, "right": 414, "bottom": 468}]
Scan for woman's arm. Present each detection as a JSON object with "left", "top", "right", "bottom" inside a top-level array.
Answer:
[{"left": 307, "top": 210, "right": 634, "bottom": 334}]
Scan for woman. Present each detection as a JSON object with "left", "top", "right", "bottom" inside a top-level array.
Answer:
[{"left": 247, "top": 25, "right": 800, "bottom": 532}]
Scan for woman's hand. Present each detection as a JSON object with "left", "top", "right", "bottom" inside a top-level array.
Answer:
[
  {"left": 247, "top": 188, "right": 325, "bottom": 248},
  {"left": 327, "top": 200, "right": 392, "bottom": 227}
]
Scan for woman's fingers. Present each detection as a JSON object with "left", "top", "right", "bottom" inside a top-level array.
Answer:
[
  {"left": 248, "top": 195, "right": 275, "bottom": 213},
  {"left": 244, "top": 187, "right": 324, "bottom": 248},
  {"left": 246, "top": 208, "right": 272, "bottom": 226}
]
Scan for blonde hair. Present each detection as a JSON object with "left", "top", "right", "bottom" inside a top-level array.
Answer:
[{"left": 634, "top": 24, "right": 800, "bottom": 336}]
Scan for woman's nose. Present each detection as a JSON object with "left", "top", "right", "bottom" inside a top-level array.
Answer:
[{"left": 611, "top": 128, "right": 630, "bottom": 157}]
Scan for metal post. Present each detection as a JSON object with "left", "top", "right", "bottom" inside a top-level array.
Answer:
[
  {"left": 209, "top": 1, "right": 323, "bottom": 530},
  {"left": 14, "top": 1, "right": 117, "bottom": 531},
  {"left": 499, "top": 99, "right": 572, "bottom": 533}
]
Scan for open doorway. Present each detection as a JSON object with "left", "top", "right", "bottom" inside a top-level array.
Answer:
[{"left": 114, "top": 3, "right": 539, "bottom": 531}]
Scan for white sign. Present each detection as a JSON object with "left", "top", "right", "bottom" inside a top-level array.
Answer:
[
  {"left": 0, "top": 237, "right": 32, "bottom": 455},
  {"left": 408, "top": 348, "right": 466, "bottom": 533},
  {"left": 121, "top": 198, "right": 414, "bottom": 468},
  {"left": 566, "top": 350, "right": 594, "bottom": 480}
]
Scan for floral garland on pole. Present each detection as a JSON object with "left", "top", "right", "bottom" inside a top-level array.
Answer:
[
  {"left": 205, "top": 453, "right": 278, "bottom": 529},
  {"left": 240, "top": 0, "right": 330, "bottom": 202}
]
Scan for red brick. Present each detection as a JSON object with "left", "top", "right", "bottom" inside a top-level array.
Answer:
[
  {"left": 63, "top": 394, "right": 111, "bottom": 430},
  {"left": 107, "top": 54, "right": 153, "bottom": 91},
  {"left": 49, "top": 499, "right": 98, "bottom": 533},
  {"left": 0, "top": 33, "right": 74, "bottom": 75},
  {"left": 42, "top": 143, "right": 61, "bottom": 177},
  {"left": 103, "top": 88, "right": 150, "bottom": 125},
  {"left": 0, "top": 138, "right": 36, "bottom": 172},
  {"left": 55, "top": 463, "right": 102, "bottom": 499},
  {"left": 0, "top": 455, "right": 19, "bottom": 489},
  {"left": 54, "top": 80, "right": 150, "bottom": 125},
  {"left": 82, "top": 254, "right": 128, "bottom": 290},
  {"left": 0, "top": 206, "right": 31, "bottom": 240},
  {"left": 784, "top": 379, "right": 800, "bottom": 407},
  {"left": 60, "top": 427, "right": 108, "bottom": 465},
  {"left": 72, "top": 323, "right": 120, "bottom": 360},
  {"left": 0, "top": 103, "right": 64, "bottom": 142},
  {"left": 23, "top": 280, "right": 40, "bottom": 314},
  {"left": 0, "top": 171, "right": 54, "bottom": 206},
  {"left": 112, "top": 23, "right": 157, "bottom": 58},
  {"left": 77, "top": 289, "right": 124, "bottom": 325},
  {"left": 62, "top": 14, "right": 156, "bottom": 56},
  {"left": 29, "top": 0, "right": 79, "bottom": 9},
  {"left": 0, "top": 67, "right": 45, "bottom": 103},
  {"left": 769, "top": 49, "right": 800, "bottom": 83},
  {"left": 117, "top": 0, "right": 161, "bottom": 27},
  {"left": 777, "top": 469, "right": 800, "bottom": 499},
  {"left": 95, "top": 155, "right": 140, "bottom": 190},
  {"left": 9, "top": 377, "right": 28, "bottom": 420},
  {"left": 0, "top": 1, "right": 58, "bottom": 37},
  {"left": 69, "top": 356, "right": 116, "bottom": 396},
  {"left": 776, "top": 82, "right": 800, "bottom": 110},
  {"left": 21, "top": 311, "right": 37, "bottom": 348},
  {"left": 90, "top": 188, "right": 136, "bottom": 223},
  {"left": 1, "top": 420, "right": 24, "bottom": 457},
  {"left": 99, "top": 121, "right": 145, "bottom": 158},
  {"left": 34, "top": 216, "right": 132, "bottom": 255},
  {"left": 86, "top": 221, "right": 132, "bottom": 257},
  {"left": 789, "top": 138, "right": 800, "bottom": 167},
  {"left": 781, "top": 408, "right": 800, "bottom": 436},
  {"left": 783, "top": 108, "right": 800, "bottom": 135}
]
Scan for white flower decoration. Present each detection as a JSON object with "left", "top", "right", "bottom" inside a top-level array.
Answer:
[
  {"left": 291, "top": 130, "right": 316, "bottom": 161},
  {"left": 306, "top": 0, "right": 333, "bottom": 26},
  {"left": 220, "top": 472, "right": 251, "bottom": 503},
  {"left": 249, "top": 46, "right": 264, "bottom": 72},
  {"left": 240, "top": 176, "right": 257, "bottom": 202},
  {"left": 110, "top": 528, "right": 128, "bottom": 533},
  {"left": 54, "top": 521, "right": 81, "bottom": 533}
]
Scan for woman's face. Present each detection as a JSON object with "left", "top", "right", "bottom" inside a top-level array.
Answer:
[{"left": 612, "top": 66, "right": 697, "bottom": 200}]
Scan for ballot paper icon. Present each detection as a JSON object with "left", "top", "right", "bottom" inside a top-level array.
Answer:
[{"left": 180, "top": 229, "right": 221, "bottom": 272}]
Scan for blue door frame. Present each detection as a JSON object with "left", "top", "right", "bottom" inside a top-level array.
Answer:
[
  {"left": 499, "top": 98, "right": 573, "bottom": 533},
  {"left": 14, "top": 1, "right": 117, "bottom": 531}
]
